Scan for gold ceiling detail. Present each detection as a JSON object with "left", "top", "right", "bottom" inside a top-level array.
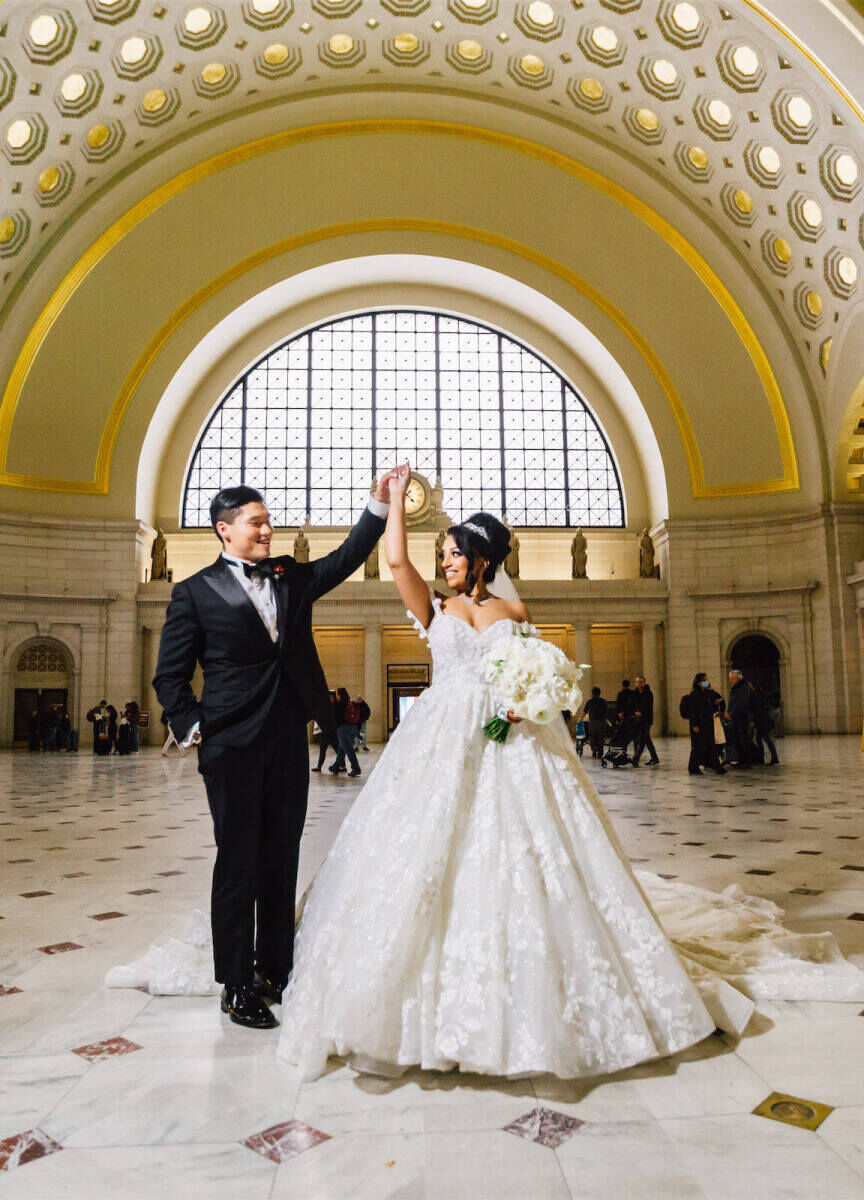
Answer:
[
  {"left": 0, "top": 0, "right": 861, "bottom": 372},
  {"left": 0, "top": 120, "right": 798, "bottom": 500}
]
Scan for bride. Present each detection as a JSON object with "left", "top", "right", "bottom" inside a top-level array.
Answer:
[
  {"left": 273, "top": 465, "right": 862, "bottom": 1080},
  {"left": 108, "top": 464, "right": 864, "bottom": 1078}
]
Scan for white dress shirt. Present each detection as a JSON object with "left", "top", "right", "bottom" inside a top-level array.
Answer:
[
  {"left": 221, "top": 552, "right": 279, "bottom": 643},
  {"left": 177, "top": 500, "right": 389, "bottom": 749}
]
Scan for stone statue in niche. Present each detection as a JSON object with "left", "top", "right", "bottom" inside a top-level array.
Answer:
[
  {"left": 364, "top": 541, "right": 380, "bottom": 581},
  {"left": 150, "top": 529, "right": 168, "bottom": 581},
  {"left": 435, "top": 528, "right": 447, "bottom": 581},
  {"left": 571, "top": 529, "right": 587, "bottom": 579},
  {"left": 639, "top": 529, "right": 656, "bottom": 579},
  {"left": 503, "top": 520, "right": 520, "bottom": 579},
  {"left": 293, "top": 529, "right": 310, "bottom": 564}
]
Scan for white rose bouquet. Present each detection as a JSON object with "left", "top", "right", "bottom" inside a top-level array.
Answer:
[{"left": 480, "top": 629, "right": 587, "bottom": 743}]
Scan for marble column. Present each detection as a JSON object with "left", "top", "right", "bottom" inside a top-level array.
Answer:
[
  {"left": 140, "top": 624, "right": 163, "bottom": 747},
  {"left": 573, "top": 624, "right": 593, "bottom": 709},
  {"left": 364, "top": 623, "right": 383, "bottom": 743}
]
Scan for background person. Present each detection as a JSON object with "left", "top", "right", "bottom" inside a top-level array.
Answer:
[
  {"left": 330, "top": 687, "right": 362, "bottom": 777},
  {"left": 728, "top": 669, "right": 754, "bottom": 769},
  {"left": 751, "top": 683, "right": 780, "bottom": 765},
  {"left": 312, "top": 692, "right": 341, "bottom": 773},
  {"left": 125, "top": 701, "right": 142, "bottom": 752},
  {"left": 631, "top": 675, "right": 659, "bottom": 767},
  {"left": 87, "top": 700, "right": 112, "bottom": 756},
  {"left": 582, "top": 687, "right": 608, "bottom": 759},
  {"left": 354, "top": 695, "right": 372, "bottom": 751},
  {"left": 685, "top": 673, "right": 726, "bottom": 776}
]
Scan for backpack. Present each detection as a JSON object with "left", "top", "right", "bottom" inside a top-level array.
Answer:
[
  {"left": 344, "top": 701, "right": 361, "bottom": 725},
  {"left": 679, "top": 693, "right": 690, "bottom": 720}
]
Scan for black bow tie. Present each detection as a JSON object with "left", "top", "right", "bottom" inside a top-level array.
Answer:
[{"left": 225, "top": 558, "right": 274, "bottom": 581}]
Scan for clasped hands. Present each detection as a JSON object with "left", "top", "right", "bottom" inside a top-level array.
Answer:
[{"left": 373, "top": 464, "right": 410, "bottom": 505}]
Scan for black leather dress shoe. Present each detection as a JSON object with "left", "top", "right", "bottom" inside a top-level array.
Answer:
[
  {"left": 253, "top": 969, "right": 289, "bottom": 1005},
  {"left": 220, "top": 983, "right": 278, "bottom": 1028}
]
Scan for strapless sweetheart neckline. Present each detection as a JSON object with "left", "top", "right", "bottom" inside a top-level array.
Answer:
[{"left": 433, "top": 609, "right": 522, "bottom": 639}]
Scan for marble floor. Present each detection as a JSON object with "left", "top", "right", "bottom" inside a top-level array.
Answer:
[{"left": 1, "top": 737, "right": 863, "bottom": 1199}]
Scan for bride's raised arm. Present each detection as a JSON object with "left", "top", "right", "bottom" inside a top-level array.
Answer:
[{"left": 384, "top": 463, "right": 435, "bottom": 629}]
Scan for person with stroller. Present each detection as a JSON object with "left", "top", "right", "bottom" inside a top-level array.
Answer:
[
  {"left": 631, "top": 675, "right": 659, "bottom": 767},
  {"left": 684, "top": 673, "right": 726, "bottom": 776},
  {"left": 582, "top": 687, "right": 608, "bottom": 759},
  {"left": 603, "top": 685, "right": 639, "bottom": 768}
]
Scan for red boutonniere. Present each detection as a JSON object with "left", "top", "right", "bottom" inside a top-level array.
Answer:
[{"left": 272, "top": 565, "right": 286, "bottom": 584}]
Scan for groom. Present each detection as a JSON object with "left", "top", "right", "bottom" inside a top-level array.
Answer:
[{"left": 153, "top": 478, "right": 394, "bottom": 1028}]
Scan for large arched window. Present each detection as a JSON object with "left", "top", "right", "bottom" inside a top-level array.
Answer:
[{"left": 182, "top": 311, "right": 625, "bottom": 528}]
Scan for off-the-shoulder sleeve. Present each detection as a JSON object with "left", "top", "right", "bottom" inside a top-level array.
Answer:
[{"left": 406, "top": 592, "right": 443, "bottom": 640}]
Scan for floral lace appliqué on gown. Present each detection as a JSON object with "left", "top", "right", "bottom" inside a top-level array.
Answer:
[{"left": 272, "top": 601, "right": 864, "bottom": 1080}]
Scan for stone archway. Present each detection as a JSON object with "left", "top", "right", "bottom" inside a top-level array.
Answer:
[
  {"left": 728, "top": 631, "right": 784, "bottom": 733},
  {"left": 10, "top": 638, "right": 74, "bottom": 748}
]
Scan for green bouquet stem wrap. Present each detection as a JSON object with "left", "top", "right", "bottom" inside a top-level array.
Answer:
[{"left": 483, "top": 714, "right": 511, "bottom": 744}]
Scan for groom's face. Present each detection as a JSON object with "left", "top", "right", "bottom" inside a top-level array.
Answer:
[{"left": 219, "top": 502, "right": 273, "bottom": 562}]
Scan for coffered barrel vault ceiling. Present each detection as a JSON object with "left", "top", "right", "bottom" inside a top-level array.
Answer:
[
  {"left": 0, "top": 0, "right": 861, "bottom": 372},
  {"left": 0, "top": 0, "right": 862, "bottom": 506}
]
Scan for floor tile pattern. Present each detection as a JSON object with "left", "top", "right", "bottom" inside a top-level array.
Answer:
[
  {"left": 0, "top": 737, "right": 862, "bottom": 1198},
  {"left": 502, "top": 1106, "right": 585, "bottom": 1148},
  {"left": 0, "top": 1128, "right": 63, "bottom": 1172},
  {"left": 72, "top": 1036, "right": 142, "bottom": 1063},
  {"left": 243, "top": 1119, "right": 331, "bottom": 1163}
]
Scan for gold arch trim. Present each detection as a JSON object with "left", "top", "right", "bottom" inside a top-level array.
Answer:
[
  {"left": 0, "top": 119, "right": 799, "bottom": 497},
  {"left": 743, "top": 0, "right": 864, "bottom": 126}
]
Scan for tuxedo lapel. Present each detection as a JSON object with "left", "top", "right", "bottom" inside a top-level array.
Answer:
[
  {"left": 202, "top": 559, "right": 270, "bottom": 646},
  {"left": 275, "top": 566, "right": 292, "bottom": 650}
]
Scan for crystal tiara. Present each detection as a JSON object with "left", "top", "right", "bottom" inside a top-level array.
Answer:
[{"left": 461, "top": 520, "right": 491, "bottom": 544}]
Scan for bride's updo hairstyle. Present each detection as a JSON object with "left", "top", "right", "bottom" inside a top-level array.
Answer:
[{"left": 447, "top": 512, "right": 511, "bottom": 591}]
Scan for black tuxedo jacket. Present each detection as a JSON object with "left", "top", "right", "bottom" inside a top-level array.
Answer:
[{"left": 153, "top": 507, "right": 385, "bottom": 747}]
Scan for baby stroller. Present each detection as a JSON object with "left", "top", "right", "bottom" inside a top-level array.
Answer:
[{"left": 601, "top": 713, "right": 639, "bottom": 768}]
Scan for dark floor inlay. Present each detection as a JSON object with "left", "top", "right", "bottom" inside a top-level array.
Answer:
[
  {"left": 243, "top": 1119, "right": 331, "bottom": 1164},
  {"left": 503, "top": 1106, "right": 586, "bottom": 1149}
]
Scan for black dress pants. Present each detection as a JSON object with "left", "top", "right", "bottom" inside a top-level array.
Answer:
[
  {"left": 198, "top": 700, "right": 309, "bottom": 984},
  {"left": 731, "top": 717, "right": 752, "bottom": 766},
  {"left": 633, "top": 725, "right": 657, "bottom": 764}
]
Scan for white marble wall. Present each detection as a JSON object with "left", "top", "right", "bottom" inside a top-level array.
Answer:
[
  {"left": 1, "top": 507, "right": 861, "bottom": 746},
  {"left": 0, "top": 514, "right": 151, "bottom": 747}
]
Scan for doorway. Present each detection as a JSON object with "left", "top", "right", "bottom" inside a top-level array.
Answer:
[
  {"left": 12, "top": 640, "right": 73, "bottom": 748},
  {"left": 14, "top": 688, "right": 68, "bottom": 746},
  {"left": 730, "top": 634, "right": 781, "bottom": 700}
]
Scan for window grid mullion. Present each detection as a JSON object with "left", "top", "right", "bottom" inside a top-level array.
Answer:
[
  {"left": 181, "top": 310, "right": 623, "bottom": 529},
  {"left": 497, "top": 331, "right": 507, "bottom": 520}
]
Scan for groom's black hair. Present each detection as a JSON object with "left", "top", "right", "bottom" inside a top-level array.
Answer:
[{"left": 210, "top": 485, "right": 265, "bottom": 543}]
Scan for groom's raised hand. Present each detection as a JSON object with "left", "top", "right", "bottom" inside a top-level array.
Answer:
[{"left": 373, "top": 466, "right": 405, "bottom": 505}]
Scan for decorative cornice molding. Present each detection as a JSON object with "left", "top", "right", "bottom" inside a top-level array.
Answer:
[
  {"left": 687, "top": 581, "right": 820, "bottom": 599},
  {"left": 0, "top": 590, "right": 119, "bottom": 606}
]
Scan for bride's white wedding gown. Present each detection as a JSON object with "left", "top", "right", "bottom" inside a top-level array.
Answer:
[{"left": 107, "top": 601, "right": 864, "bottom": 1080}]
